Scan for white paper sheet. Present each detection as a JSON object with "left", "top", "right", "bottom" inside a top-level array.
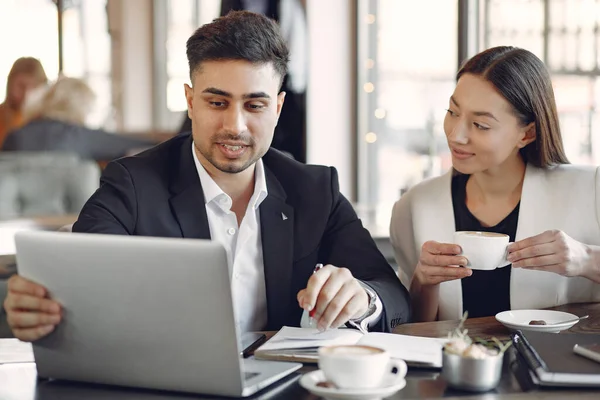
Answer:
[
  {"left": 0, "top": 339, "right": 34, "bottom": 364},
  {"left": 358, "top": 332, "right": 448, "bottom": 368},
  {"left": 256, "top": 326, "right": 448, "bottom": 367}
]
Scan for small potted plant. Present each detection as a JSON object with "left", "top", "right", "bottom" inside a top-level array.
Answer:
[{"left": 442, "top": 312, "right": 512, "bottom": 392}]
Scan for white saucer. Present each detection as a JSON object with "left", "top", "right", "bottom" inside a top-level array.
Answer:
[
  {"left": 495, "top": 309, "right": 579, "bottom": 333},
  {"left": 299, "top": 370, "right": 406, "bottom": 400}
]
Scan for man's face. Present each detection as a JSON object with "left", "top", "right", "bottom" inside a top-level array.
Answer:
[{"left": 184, "top": 60, "right": 285, "bottom": 176}]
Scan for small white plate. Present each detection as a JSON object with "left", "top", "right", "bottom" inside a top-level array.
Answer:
[
  {"left": 495, "top": 310, "right": 579, "bottom": 333},
  {"left": 299, "top": 370, "right": 406, "bottom": 400}
]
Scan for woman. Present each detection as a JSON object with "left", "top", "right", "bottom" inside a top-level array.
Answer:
[
  {"left": 0, "top": 57, "right": 48, "bottom": 146},
  {"left": 390, "top": 46, "right": 600, "bottom": 322},
  {"left": 2, "top": 76, "right": 152, "bottom": 161}
]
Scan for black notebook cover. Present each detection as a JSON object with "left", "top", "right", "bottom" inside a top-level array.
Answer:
[{"left": 512, "top": 330, "right": 600, "bottom": 387}]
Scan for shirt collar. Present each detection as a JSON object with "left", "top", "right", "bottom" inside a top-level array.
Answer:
[{"left": 191, "top": 142, "right": 268, "bottom": 210}]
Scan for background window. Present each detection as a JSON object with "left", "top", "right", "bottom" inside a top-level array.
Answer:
[
  {"left": 356, "top": 0, "right": 458, "bottom": 226},
  {"left": 0, "top": 0, "right": 59, "bottom": 101},
  {"left": 481, "top": 0, "right": 600, "bottom": 165},
  {"left": 165, "top": 0, "right": 198, "bottom": 113},
  {"left": 0, "top": 0, "right": 111, "bottom": 129},
  {"left": 154, "top": 0, "right": 220, "bottom": 130},
  {"left": 61, "top": 0, "right": 112, "bottom": 128},
  {"left": 357, "top": 0, "right": 600, "bottom": 225}
]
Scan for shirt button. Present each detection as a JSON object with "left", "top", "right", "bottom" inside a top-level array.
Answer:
[{"left": 227, "top": 227, "right": 236, "bottom": 235}]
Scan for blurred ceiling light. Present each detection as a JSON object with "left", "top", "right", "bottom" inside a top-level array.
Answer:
[
  {"left": 364, "top": 82, "right": 375, "bottom": 93},
  {"left": 366, "top": 14, "right": 376, "bottom": 24},
  {"left": 366, "top": 58, "right": 375, "bottom": 69},
  {"left": 374, "top": 108, "right": 386, "bottom": 119},
  {"left": 365, "top": 132, "right": 377, "bottom": 143}
]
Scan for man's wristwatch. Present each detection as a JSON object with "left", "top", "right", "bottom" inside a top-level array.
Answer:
[{"left": 346, "top": 281, "right": 378, "bottom": 332}]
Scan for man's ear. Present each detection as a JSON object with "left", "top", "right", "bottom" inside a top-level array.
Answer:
[
  {"left": 276, "top": 91, "right": 286, "bottom": 122},
  {"left": 518, "top": 122, "right": 536, "bottom": 148},
  {"left": 184, "top": 83, "right": 194, "bottom": 119}
]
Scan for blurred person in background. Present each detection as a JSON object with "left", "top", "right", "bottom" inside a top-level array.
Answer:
[
  {"left": 0, "top": 57, "right": 48, "bottom": 146},
  {"left": 2, "top": 76, "right": 152, "bottom": 162}
]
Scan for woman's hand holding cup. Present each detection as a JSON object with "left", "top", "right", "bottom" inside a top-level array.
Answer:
[{"left": 414, "top": 241, "right": 472, "bottom": 286}]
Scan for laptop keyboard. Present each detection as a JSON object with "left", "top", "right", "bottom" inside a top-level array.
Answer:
[{"left": 244, "top": 372, "right": 260, "bottom": 381}]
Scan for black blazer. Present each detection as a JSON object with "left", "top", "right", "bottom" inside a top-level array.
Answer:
[{"left": 73, "top": 133, "right": 410, "bottom": 331}]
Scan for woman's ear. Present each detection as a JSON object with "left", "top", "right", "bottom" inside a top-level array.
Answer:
[{"left": 517, "top": 122, "right": 536, "bottom": 148}]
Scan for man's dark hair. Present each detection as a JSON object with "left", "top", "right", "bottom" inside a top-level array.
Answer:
[{"left": 186, "top": 10, "right": 289, "bottom": 86}]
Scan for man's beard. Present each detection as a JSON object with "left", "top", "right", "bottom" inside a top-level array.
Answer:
[{"left": 195, "top": 134, "right": 264, "bottom": 174}]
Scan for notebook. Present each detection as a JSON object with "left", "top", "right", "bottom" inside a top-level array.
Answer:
[
  {"left": 512, "top": 330, "right": 600, "bottom": 387},
  {"left": 255, "top": 326, "right": 447, "bottom": 368}
]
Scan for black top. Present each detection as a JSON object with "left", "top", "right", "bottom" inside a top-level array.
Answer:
[{"left": 451, "top": 173, "right": 520, "bottom": 318}]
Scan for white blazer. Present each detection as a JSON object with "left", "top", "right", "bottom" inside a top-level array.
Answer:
[{"left": 390, "top": 164, "right": 600, "bottom": 321}]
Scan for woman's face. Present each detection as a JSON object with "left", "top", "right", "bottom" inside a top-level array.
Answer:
[
  {"left": 443, "top": 73, "right": 535, "bottom": 175},
  {"left": 6, "top": 73, "right": 41, "bottom": 109}
]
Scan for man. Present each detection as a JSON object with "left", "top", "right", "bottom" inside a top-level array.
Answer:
[{"left": 4, "top": 11, "right": 410, "bottom": 342}]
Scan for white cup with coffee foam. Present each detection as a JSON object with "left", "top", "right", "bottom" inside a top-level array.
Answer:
[
  {"left": 453, "top": 231, "right": 513, "bottom": 271},
  {"left": 318, "top": 345, "right": 407, "bottom": 389}
]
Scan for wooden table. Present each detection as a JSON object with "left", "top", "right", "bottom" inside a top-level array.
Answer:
[
  {"left": 0, "top": 303, "right": 599, "bottom": 399},
  {"left": 394, "top": 302, "right": 600, "bottom": 340}
]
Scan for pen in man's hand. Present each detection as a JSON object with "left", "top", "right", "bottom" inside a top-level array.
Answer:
[{"left": 308, "top": 263, "right": 324, "bottom": 327}]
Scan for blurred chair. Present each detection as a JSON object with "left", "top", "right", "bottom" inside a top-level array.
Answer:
[{"left": 0, "top": 152, "right": 100, "bottom": 219}]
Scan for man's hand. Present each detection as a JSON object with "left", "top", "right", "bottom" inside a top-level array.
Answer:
[
  {"left": 296, "top": 264, "right": 368, "bottom": 331},
  {"left": 4, "top": 275, "right": 61, "bottom": 342}
]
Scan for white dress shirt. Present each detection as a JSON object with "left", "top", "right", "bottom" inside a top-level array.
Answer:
[
  {"left": 192, "top": 143, "right": 383, "bottom": 332},
  {"left": 192, "top": 143, "right": 268, "bottom": 333}
]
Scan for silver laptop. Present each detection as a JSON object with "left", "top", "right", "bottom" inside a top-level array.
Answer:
[{"left": 15, "top": 231, "right": 301, "bottom": 397}]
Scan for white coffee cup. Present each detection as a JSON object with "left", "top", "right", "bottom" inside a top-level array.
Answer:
[
  {"left": 318, "top": 345, "right": 407, "bottom": 389},
  {"left": 453, "top": 231, "right": 513, "bottom": 271}
]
